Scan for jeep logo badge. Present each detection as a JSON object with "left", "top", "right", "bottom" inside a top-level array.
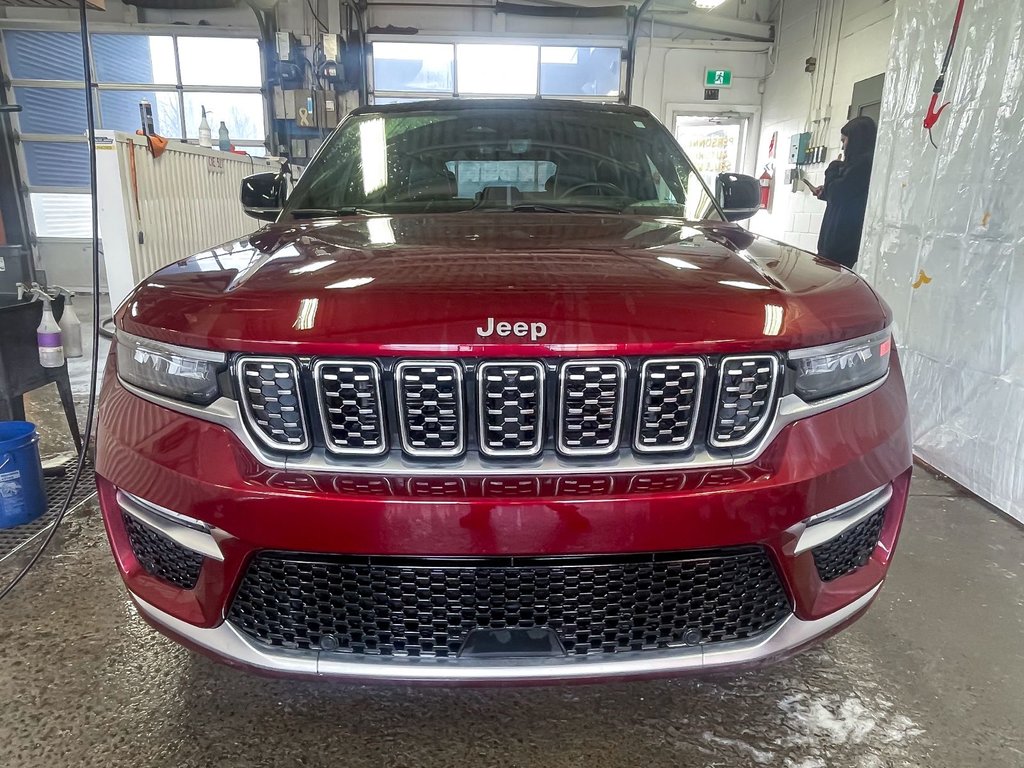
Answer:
[{"left": 476, "top": 317, "right": 548, "bottom": 341}]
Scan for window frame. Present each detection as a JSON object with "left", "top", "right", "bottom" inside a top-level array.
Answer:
[
  {"left": 0, "top": 21, "right": 268, "bottom": 241},
  {"left": 368, "top": 35, "right": 626, "bottom": 105}
]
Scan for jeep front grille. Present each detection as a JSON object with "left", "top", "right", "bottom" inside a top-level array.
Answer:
[
  {"left": 236, "top": 357, "right": 309, "bottom": 451},
  {"left": 478, "top": 362, "right": 545, "bottom": 457},
  {"left": 233, "top": 355, "right": 783, "bottom": 462},
  {"left": 395, "top": 361, "right": 465, "bottom": 457},
  {"left": 635, "top": 358, "right": 704, "bottom": 452},
  {"left": 314, "top": 361, "right": 386, "bottom": 455},
  {"left": 558, "top": 361, "right": 626, "bottom": 455},
  {"left": 710, "top": 355, "right": 780, "bottom": 448}
]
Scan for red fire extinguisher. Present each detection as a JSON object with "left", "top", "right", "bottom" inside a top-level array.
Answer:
[{"left": 759, "top": 167, "right": 773, "bottom": 210}]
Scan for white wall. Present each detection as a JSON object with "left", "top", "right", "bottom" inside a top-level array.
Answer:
[
  {"left": 633, "top": 40, "right": 769, "bottom": 175},
  {"left": 750, "top": 0, "right": 895, "bottom": 252}
]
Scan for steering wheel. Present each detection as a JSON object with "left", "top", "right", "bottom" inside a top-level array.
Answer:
[{"left": 558, "top": 181, "right": 626, "bottom": 198}]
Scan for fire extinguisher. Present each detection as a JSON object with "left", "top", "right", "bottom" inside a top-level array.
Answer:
[{"left": 759, "top": 167, "right": 773, "bottom": 210}]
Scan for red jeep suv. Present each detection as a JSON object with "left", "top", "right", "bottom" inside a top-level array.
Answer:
[{"left": 96, "top": 100, "right": 911, "bottom": 683}]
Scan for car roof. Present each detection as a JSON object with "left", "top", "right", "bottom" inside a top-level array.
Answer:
[{"left": 350, "top": 98, "right": 654, "bottom": 119}]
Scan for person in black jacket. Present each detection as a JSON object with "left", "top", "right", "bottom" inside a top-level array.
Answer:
[{"left": 814, "top": 116, "right": 877, "bottom": 269}]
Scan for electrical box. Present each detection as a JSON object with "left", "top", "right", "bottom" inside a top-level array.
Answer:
[
  {"left": 295, "top": 91, "right": 315, "bottom": 127},
  {"left": 272, "top": 87, "right": 286, "bottom": 119},
  {"left": 789, "top": 132, "right": 811, "bottom": 164},
  {"left": 284, "top": 90, "right": 314, "bottom": 122},
  {"left": 338, "top": 90, "right": 360, "bottom": 122},
  {"left": 315, "top": 91, "right": 339, "bottom": 129},
  {"left": 321, "top": 33, "right": 341, "bottom": 63},
  {"left": 275, "top": 32, "right": 295, "bottom": 62}
]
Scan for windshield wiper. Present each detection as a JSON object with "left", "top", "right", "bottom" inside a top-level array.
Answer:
[
  {"left": 504, "top": 203, "right": 623, "bottom": 214},
  {"left": 288, "top": 207, "right": 380, "bottom": 219}
]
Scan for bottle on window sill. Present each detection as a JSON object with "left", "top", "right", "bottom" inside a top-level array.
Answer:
[
  {"left": 198, "top": 106, "right": 213, "bottom": 148},
  {"left": 218, "top": 121, "right": 231, "bottom": 152}
]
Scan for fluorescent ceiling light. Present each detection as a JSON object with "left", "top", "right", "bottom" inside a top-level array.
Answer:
[{"left": 693, "top": 0, "right": 727, "bottom": 9}]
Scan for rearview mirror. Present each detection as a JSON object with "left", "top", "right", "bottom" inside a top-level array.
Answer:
[
  {"left": 715, "top": 173, "right": 761, "bottom": 222},
  {"left": 241, "top": 172, "right": 288, "bottom": 221}
]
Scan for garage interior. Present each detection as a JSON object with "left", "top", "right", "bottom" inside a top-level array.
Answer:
[{"left": 0, "top": 0, "right": 1022, "bottom": 765}]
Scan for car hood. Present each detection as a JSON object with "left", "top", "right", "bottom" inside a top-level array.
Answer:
[{"left": 117, "top": 213, "right": 890, "bottom": 356}]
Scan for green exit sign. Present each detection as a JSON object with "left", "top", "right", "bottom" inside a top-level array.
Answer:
[{"left": 705, "top": 69, "right": 733, "bottom": 88}]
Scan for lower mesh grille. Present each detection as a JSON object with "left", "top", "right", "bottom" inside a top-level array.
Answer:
[
  {"left": 812, "top": 508, "right": 886, "bottom": 582},
  {"left": 122, "top": 513, "right": 204, "bottom": 589},
  {"left": 227, "top": 549, "right": 791, "bottom": 658}
]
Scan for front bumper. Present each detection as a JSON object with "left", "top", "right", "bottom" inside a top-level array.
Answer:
[
  {"left": 97, "top": 360, "right": 912, "bottom": 682},
  {"left": 130, "top": 583, "right": 880, "bottom": 684}
]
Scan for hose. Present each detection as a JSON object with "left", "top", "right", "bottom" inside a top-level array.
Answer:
[{"left": 0, "top": 0, "right": 102, "bottom": 602}]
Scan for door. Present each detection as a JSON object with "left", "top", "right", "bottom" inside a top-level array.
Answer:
[
  {"left": 849, "top": 74, "right": 885, "bottom": 123},
  {"left": 673, "top": 114, "right": 746, "bottom": 189}
]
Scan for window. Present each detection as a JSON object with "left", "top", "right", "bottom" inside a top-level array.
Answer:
[
  {"left": 371, "top": 42, "right": 623, "bottom": 103},
  {"left": 283, "top": 105, "right": 719, "bottom": 221},
  {"left": 1, "top": 28, "right": 267, "bottom": 238},
  {"left": 456, "top": 44, "right": 538, "bottom": 96}
]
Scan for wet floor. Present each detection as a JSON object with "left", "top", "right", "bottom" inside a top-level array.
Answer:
[{"left": 1, "top": 300, "right": 1022, "bottom": 768}]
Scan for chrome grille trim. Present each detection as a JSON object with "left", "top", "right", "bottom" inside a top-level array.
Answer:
[
  {"left": 557, "top": 360, "right": 626, "bottom": 456},
  {"left": 395, "top": 361, "right": 465, "bottom": 458},
  {"left": 710, "top": 355, "right": 781, "bottom": 449},
  {"left": 313, "top": 360, "right": 387, "bottom": 456},
  {"left": 477, "top": 361, "right": 545, "bottom": 457},
  {"left": 121, "top": 371, "right": 889, "bottom": 476},
  {"left": 634, "top": 358, "right": 705, "bottom": 454},
  {"left": 235, "top": 356, "right": 310, "bottom": 453}
]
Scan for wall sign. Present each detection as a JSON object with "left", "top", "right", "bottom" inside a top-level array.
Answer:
[
  {"left": 704, "top": 88, "right": 721, "bottom": 101},
  {"left": 705, "top": 69, "right": 733, "bottom": 88}
]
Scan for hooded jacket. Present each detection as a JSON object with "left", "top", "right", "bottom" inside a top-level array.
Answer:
[{"left": 817, "top": 117, "right": 877, "bottom": 269}]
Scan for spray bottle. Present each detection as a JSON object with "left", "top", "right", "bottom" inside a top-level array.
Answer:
[
  {"left": 56, "top": 288, "right": 83, "bottom": 358},
  {"left": 198, "top": 106, "right": 213, "bottom": 148},
  {"left": 34, "top": 290, "right": 65, "bottom": 369}
]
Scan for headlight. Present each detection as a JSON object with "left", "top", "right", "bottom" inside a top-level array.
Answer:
[
  {"left": 116, "top": 330, "right": 226, "bottom": 405},
  {"left": 789, "top": 328, "right": 891, "bottom": 401}
]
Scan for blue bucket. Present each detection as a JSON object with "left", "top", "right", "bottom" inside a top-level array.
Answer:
[{"left": 0, "top": 421, "right": 47, "bottom": 529}]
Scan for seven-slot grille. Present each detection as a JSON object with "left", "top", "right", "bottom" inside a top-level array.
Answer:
[
  {"left": 558, "top": 361, "right": 626, "bottom": 455},
  {"left": 236, "top": 357, "right": 309, "bottom": 452},
  {"left": 635, "top": 359, "right": 704, "bottom": 452},
  {"left": 711, "top": 355, "right": 780, "bottom": 448},
  {"left": 227, "top": 549, "right": 792, "bottom": 658},
  {"left": 395, "top": 362, "right": 464, "bottom": 457},
  {"left": 233, "top": 355, "right": 782, "bottom": 459},
  {"left": 478, "top": 362, "right": 545, "bottom": 456},
  {"left": 314, "top": 361, "right": 386, "bottom": 455}
]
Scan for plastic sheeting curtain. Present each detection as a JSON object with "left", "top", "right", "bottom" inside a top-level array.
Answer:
[{"left": 860, "top": 0, "right": 1024, "bottom": 522}]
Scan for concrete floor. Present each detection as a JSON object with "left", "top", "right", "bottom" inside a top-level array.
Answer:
[{"left": 1, "top": 302, "right": 1022, "bottom": 768}]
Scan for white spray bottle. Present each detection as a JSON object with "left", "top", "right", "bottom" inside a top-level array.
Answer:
[
  {"left": 57, "top": 288, "right": 83, "bottom": 358},
  {"left": 36, "top": 292, "right": 65, "bottom": 368},
  {"left": 198, "top": 105, "right": 213, "bottom": 148}
]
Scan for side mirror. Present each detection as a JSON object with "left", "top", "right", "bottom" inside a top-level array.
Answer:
[
  {"left": 241, "top": 172, "right": 287, "bottom": 221},
  {"left": 715, "top": 173, "right": 761, "bottom": 222}
]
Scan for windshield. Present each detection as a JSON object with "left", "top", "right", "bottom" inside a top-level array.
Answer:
[{"left": 283, "top": 105, "right": 721, "bottom": 220}]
